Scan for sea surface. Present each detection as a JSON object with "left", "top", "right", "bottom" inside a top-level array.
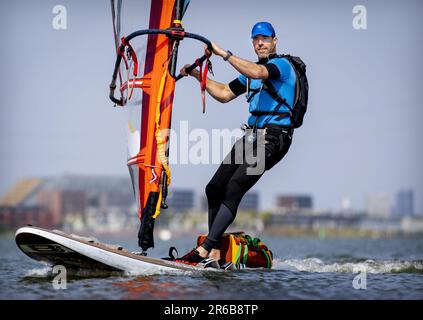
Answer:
[{"left": 1, "top": 230, "right": 422, "bottom": 300}]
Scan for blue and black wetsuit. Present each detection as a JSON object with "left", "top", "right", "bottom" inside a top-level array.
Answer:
[{"left": 202, "top": 54, "right": 296, "bottom": 252}]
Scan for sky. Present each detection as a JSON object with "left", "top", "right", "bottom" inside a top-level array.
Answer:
[{"left": 0, "top": 0, "right": 422, "bottom": 213}]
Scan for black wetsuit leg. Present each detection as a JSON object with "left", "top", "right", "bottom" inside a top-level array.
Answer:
[{"left": 202, "top": 127, "right": 293, "bottom": 251}]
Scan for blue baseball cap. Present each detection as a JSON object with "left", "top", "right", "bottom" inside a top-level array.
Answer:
[{"left": 251, "top": 21, "right": 276, "bottom": 38}]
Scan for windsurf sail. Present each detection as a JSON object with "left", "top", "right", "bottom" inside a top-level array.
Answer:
[{"left": 109, "top": 0, "right": 213, "bottom": 254}]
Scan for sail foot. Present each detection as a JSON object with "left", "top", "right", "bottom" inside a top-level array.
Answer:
[{"left": 138, "top": 191, "right": 159, "bottom": 251}]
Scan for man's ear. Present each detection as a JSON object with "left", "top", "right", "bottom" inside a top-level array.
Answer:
[{"left": 273, "top": 37, "right": 278, "bottom": 46}]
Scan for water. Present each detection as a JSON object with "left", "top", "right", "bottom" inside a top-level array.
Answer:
[{"left": 1, "top": 232, "right": 422, "bottom": 300}]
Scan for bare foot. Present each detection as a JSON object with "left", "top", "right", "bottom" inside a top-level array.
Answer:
[
  {"left": 196, "top": 246, "right": 209, "bottom": 258},
  {"left": 208, "top": 249, "right": 221, "bottom": 261}
]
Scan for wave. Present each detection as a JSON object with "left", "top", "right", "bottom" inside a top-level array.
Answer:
[
  {"left": 24, "top": 267, "right": 52, "bottom": 277},
  {"left": 22, "top": 264, "right": 215, "bottom": 278},
  {"left": 272, "top": 258, "right": 423, "bottom": 274}
]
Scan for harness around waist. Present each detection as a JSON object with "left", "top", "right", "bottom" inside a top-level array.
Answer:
[
  {"left": 250, "top": 110, "right": 290, "bottom": 117},
  {"left": 243, "top": 123, "right": 294, "bottom": 135},
  {"left": 250, "top": 109, "right": 292, "bottom": 125},
  {"left": 264, "top": 124, "right": 294, "bottom": 135}
]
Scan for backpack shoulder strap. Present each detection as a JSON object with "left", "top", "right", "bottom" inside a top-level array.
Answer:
[
  {"left": 245, "top": 77, "right": 262, "bottom": 103},
  {"left": 262, "top": 79, "right": 293, "bottom": 112}
]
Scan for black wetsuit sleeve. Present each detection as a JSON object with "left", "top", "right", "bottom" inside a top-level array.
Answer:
[
  {"left": 265, "top": 63, "right": 281, "bottom": 80},
  {"left": 228, "top": 78, "right": 247, "bottom": 97}
]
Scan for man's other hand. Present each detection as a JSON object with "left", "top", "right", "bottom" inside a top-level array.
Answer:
[{"left": 180, "top": 64, "right": 192, "bottom": 77}]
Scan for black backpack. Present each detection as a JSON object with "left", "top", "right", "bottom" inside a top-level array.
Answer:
[{"left": 248, "top": 54, "right": 309, "bottom": 129}]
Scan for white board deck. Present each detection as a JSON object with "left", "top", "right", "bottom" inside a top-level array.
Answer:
[{"left": 15, "top": 226, "right": 208, "bottom": 274}]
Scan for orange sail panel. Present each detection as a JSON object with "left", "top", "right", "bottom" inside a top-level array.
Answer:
[{"left": 128, "top": 0, "right": 176, "bottom": 251}]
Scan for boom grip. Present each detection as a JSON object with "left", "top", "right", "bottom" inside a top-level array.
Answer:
[
  {"left": 175, "top": 54, "right": 209, "bottom": 81},
  {"left": 175, "top": 32, "right": 212, "bottom": 81},
  {"left": 109, "top": 28, "right": 212, "bottom": 105}
]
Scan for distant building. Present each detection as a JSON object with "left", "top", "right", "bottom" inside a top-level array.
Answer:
[
  {"left": 339, "top": 196, "right": 352, "bottom": 213},
  {"left": 394, "top": 189, "right": 414, "bottom": 217},
  {"left": 0, "top": 178, "right": 44, "bottom": 207},
  {"left": 200, "top": 191, "right": 259, "bottom": 212},
  {"left": 38, "top": 190, "right": 87, "bottom": 225},
  {"left": 239, "top": 191, "right": 259, "bottom": 211},
  {"left": 0, "top": 175, "right": 134, "bottom": 229},
  {"left": 365, "top": 193, "right": 392, "bottom": 218},
  {"left": 276, "top": 195, "right": 313, "bottom": 213},
  {"left": 166, "top": 189, "right": 195, "bottom": 213},
  {"left": 266, "top": 211, "right": 363, "bottom": 229},
  {"left": 0, "top": 178, "right": 55, "bottom": 229},
  {"left": 0, "top": 206, "right": 55, "bottom": 229},
  {"left": 40, "top": 175, "right": 133, "bottom": 210}
]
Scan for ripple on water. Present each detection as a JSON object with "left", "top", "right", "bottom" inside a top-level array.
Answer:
[{"left": 273, "top": 258, "right": 423, "bottom": 274}]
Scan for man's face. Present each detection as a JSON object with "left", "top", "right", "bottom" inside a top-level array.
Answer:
[{"left": 252, "top": 35, "right": 277, "bottom": 59}]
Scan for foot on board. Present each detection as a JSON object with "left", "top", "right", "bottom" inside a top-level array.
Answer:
[{"left": 175, "top": 248, "right": 207, "bottom": 266}]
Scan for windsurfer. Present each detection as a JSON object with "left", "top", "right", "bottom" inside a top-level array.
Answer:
[{"left": 177, "top": 22, "right": 298, "bottom": 267}]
